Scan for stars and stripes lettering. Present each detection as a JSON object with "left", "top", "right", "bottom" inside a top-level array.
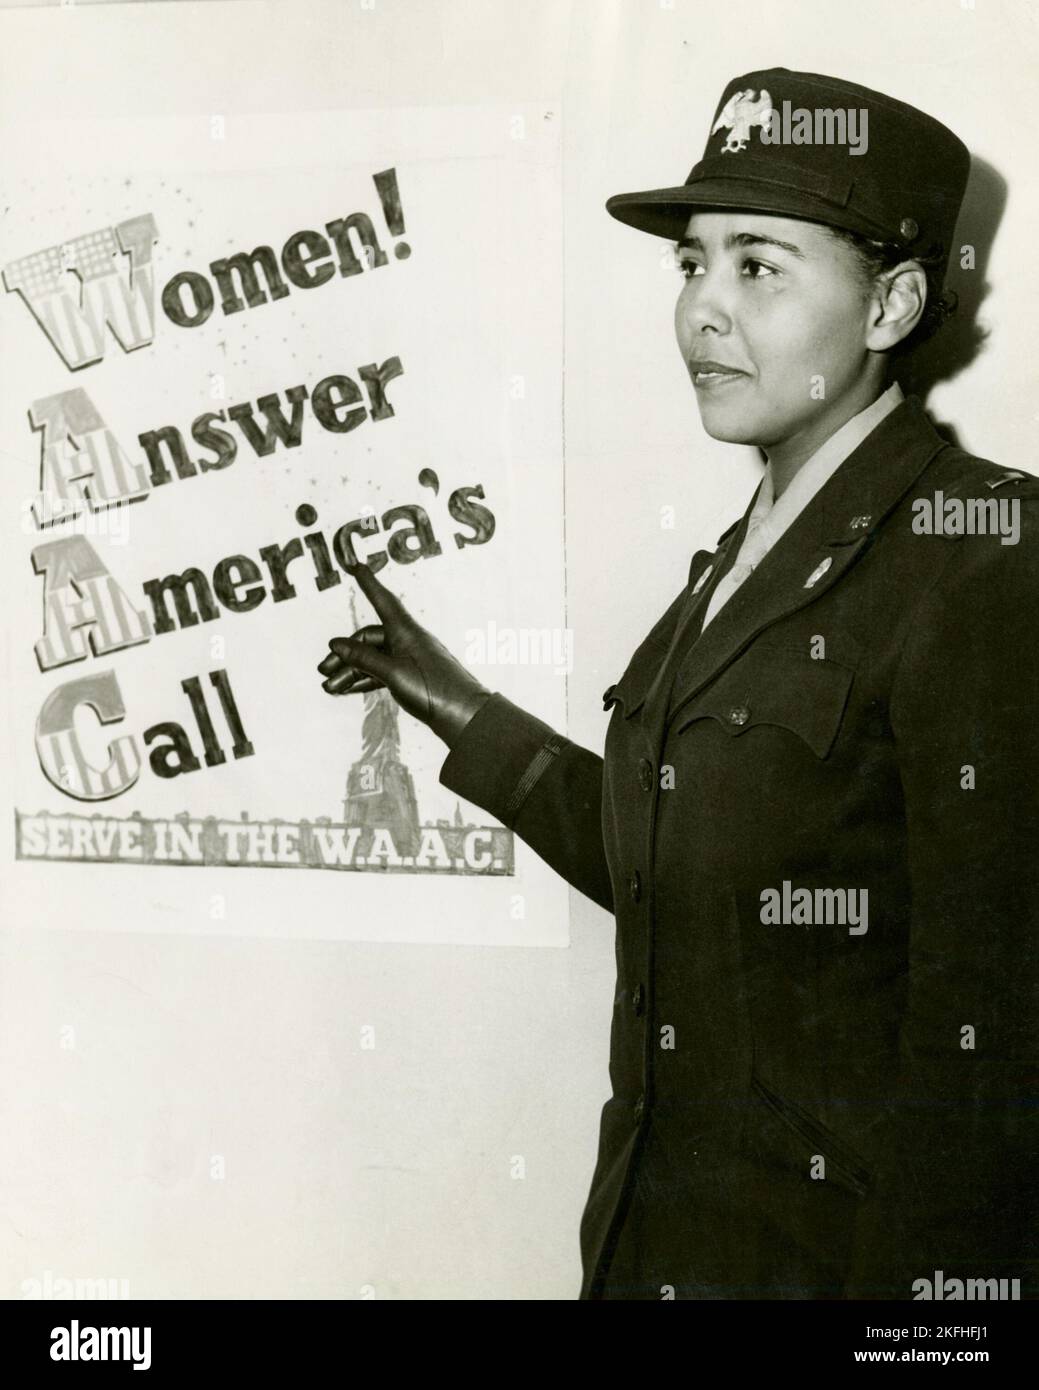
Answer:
[
  {"left": 32, "top": 536, "right": 153, "bottom": 670},
  {"left": 35, "top": 671, "right": 141, "bottom": 801},
  {"left": 3, "top": 214, "right": 159, "bottom": 369},
  {"left": 30, "top": 388, "right": 151, "bottom": 527}
]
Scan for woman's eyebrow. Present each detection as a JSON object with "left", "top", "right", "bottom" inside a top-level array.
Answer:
[
  {"left": 675, "top": 231, "right": 806, "bottom": 259},
  {"left": 731, "top": 231, "right": 806, "bottom": 258}
]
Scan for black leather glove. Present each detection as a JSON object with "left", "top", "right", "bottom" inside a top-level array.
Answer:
[{"left": 317, "top": 562, "right": 493, "bottom": 749}]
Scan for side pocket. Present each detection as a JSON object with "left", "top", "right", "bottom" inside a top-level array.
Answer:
[{"left": 751, "top": 1073, "right": 873, "bottom": 1199}]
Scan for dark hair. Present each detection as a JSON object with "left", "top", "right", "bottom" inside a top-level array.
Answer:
[{"left": 823, "top": 226, "right": 958, "bottom": 358}]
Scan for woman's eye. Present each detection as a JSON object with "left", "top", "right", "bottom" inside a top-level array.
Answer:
[
  {"left": 677, "top": 259, "right": 703, "bottom": 280},
  {"left": 742, "top": 258, "right": 777, "bottom": 279}
]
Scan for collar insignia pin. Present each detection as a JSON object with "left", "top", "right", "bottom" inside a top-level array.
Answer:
[
  {"left": 804, "top": 557, "right": 832, "bottom": 589},
  {"left": 850, "top": 514, "right": 872, "bottom": 529},
  {"left": 692, "top": 565, "right": 713, "bottom": 595}
]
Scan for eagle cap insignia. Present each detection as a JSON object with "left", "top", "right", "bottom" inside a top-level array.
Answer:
[{"left": 711, "top": 88, "right": 774, "bottom": 153}]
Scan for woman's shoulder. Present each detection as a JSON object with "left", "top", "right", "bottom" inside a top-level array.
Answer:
[
  {"left": 887, "top": 444, "right": 1039, "bottom": 700},
  {"left": 924, "top": 442, "right": 1039, "bottom": 501},
  {"left": 895, "top": 442, "right": 1039, "bottom": 646},
  {"left": 908, "top": 442, "right": 1039, "bottom": 553}
]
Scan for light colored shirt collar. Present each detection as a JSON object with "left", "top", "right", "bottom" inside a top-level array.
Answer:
[
  {"left": 744, "top": 381, "right": 904, "bottom": 550},
  {"left": 698, "top": 381, "right": 904, "bottom": 631}
]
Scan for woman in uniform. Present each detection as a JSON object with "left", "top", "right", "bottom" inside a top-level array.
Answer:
[{"left": 318, "top": 68, "right": 1039, "bottom": 1301}]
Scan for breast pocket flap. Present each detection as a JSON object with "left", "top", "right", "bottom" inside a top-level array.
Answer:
[{"left": 672, "top": 646, "right": 854, "bottom": 759}]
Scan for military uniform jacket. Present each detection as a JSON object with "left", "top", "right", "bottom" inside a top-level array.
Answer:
[{"left": 438, "top": 396, "right": 1039, "bottom": 1300}]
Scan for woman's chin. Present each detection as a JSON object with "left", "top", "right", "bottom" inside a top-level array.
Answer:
[
  {"left": 694, "top": 396, "right": 787, "bottom": 449},
  {"left": 695, "top": 406, "right": 761, "bottom": 445}
]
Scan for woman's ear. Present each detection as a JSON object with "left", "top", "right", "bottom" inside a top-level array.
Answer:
[{"left": 865, "top": 261, "right": 927, "bottom": 351}]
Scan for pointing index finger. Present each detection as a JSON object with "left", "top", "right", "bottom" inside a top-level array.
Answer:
[{"left": 347, "top": 561, "right": 408, "bottom": 626}]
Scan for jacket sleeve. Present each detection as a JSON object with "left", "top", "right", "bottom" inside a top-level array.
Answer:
[
  {"left": 438, "top": 692, "right": 614, "bottom": 913},
  {"left": 845, "top": 496, "right": 1039, "bottom": 1297}
]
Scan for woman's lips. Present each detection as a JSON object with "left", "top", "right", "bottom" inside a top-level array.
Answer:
[{"left": 689, "top": 360, "right": 750, "bottom": 388}]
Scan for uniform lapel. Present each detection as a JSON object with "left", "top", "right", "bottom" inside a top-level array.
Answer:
[
  {"left": 638, "top": 500, "right": 757, "bottom": 740},
  {"left": 662, "top": 396, "right": 951, "bottom": 728}
]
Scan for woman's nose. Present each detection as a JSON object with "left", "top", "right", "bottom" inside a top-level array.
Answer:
[{"left": 677, "top": 271, "right": 733, "bottom": 337}]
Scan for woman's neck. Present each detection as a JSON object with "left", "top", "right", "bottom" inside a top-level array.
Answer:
[{"left": 765, "top": 374, "right": 891, "bottom": 499}]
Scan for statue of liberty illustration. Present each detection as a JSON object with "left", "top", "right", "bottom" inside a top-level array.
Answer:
[{"left": 341, "top": 587, "right": 422, "bottom": 857}]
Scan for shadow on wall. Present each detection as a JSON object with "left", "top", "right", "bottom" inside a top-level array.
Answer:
[{"left": 901, "top": 156, "right": 1007, "bottom": 452}]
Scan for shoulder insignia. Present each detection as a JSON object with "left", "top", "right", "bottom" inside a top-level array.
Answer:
[
  {"left": 986, "top": 470, "right": 1029, "bottom": 490},
  {"left": 932, "top": 450, "right": 1039, "bottom": 501}
]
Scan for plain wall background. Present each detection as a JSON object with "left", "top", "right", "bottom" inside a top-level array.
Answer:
[{"left": 2, "top": 0, "right": 1037, "bottom": 1299}]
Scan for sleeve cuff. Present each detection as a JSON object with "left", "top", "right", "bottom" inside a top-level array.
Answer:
[{"left": 438, "top": 692, "right": 565, "bottom": 827}]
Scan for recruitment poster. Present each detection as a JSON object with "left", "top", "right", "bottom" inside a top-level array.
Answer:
[{"left": 0, "top": 25, "right": 568, "bottom": 947}]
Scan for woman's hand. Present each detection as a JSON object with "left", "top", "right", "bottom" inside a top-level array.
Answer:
[{"left": 317, "top": 562, "right": 493, "bottom": 748}]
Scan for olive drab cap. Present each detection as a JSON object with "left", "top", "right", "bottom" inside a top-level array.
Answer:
[{"left": 606, "top": 67, "right": 970, "bottom": 278}]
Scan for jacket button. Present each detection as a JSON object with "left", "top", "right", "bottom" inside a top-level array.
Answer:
[
  {"left": 631, "top": 983, "right": 645, "bottom": 1016},
  {"left": 629, "top": 870, "right": 642, "bottom": 903},
  {"left": 633, "top": 1095, "right": 645, "bottom": 1125},
  {"left": 637, "top": 758, "right": 653, "bottom": 791},
  {"left": 727, "top": 704, "right": 750, "bottom": 727}
]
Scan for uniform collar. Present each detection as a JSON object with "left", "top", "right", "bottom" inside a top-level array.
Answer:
[
  {"left": 747, "top": 381, "right": 904, "bottom": 547},
  {"left": 637, "top": 393, "right": 951, "bottom": 742}
]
